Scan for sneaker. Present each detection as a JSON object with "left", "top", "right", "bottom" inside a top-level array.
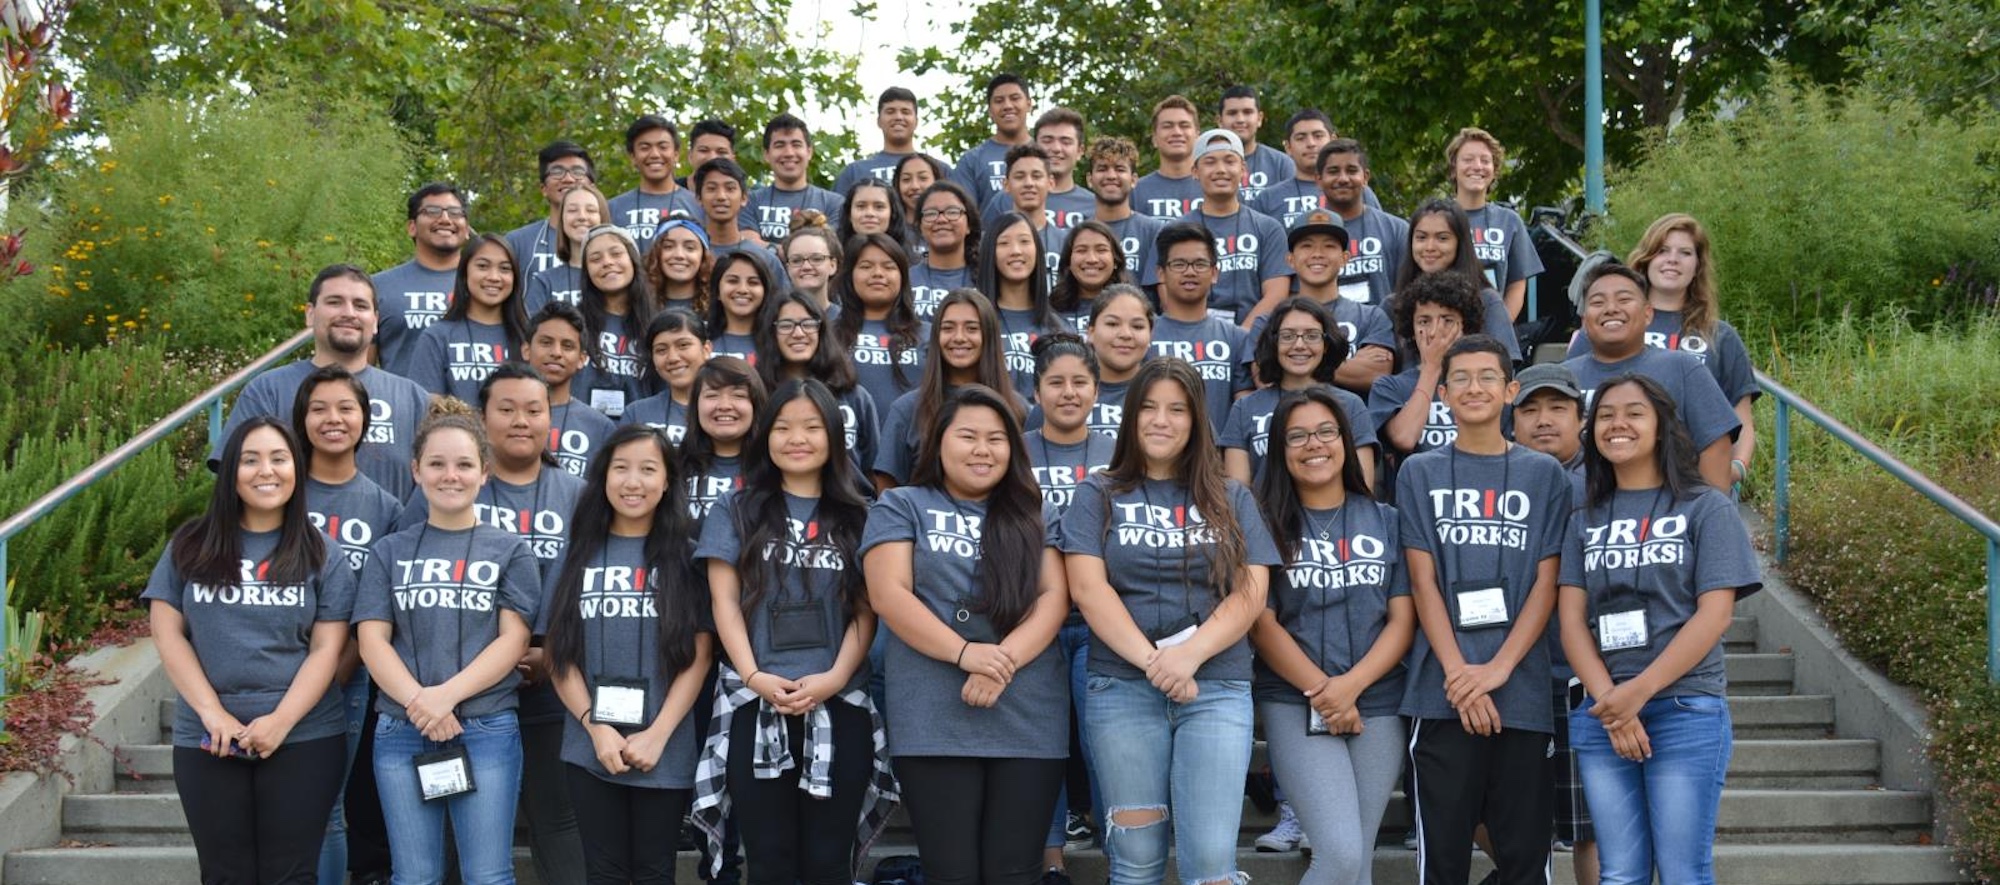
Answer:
[
  {"left": 1039, "top": 867, "right": 1073, "bottom": 885},
  {"left": 1553, "top": 839, "right": 1576, "bottom": 853},
  {"left": 1402, "top": 832, "right": 1419, "bottom": 851},
  {"left": 1254, "top": 801, "right": 1304, "bottom": 852},
  {"left": 1064, "top": 811, "right": 1095, "bottom": 849}
]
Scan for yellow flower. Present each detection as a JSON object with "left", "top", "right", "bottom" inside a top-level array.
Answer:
[
  {"left": 243, "top": 293, "right": 255, "bottom": 302},
  {"left": 160, "top": 322, "right": 171, "bottom": 330},
  {"left": 322, "top": 235, "right": 336, "bottom": 242},
  {"left": 123, "top": 320, "right": 138, "bottom": 329},
  {"left": 98, "top": 161, "right": 117, "bottom": 173},
  {"left": 105, "top": 313, "right": 117, "bottom": 322},
  {"left": 157, "top": 194, "right": 174, "bottom": 206},
  {"left": 256, "top": 239, "right": 272, "bottom": 248},
  {"left": 75, "top": 281, "right": 89, "bottom": 291},
  {"left": 266, "top": 179, "right": 277, "bottom": 187}
]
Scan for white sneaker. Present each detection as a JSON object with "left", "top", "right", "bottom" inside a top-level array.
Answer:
[{"left": 1255, "top": 802, "right": 1304, "bottom": 852}]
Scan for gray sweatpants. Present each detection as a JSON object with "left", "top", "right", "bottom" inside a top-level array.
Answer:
[{"left": 1260, "top": 703, "right": 1406, "bottom": 885}]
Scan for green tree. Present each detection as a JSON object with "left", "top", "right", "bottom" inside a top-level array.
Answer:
[
  {"left": 1852, "top": 0, "right": 2000, "bottom": 115},
  {"left": 62, "top": 0, "right": 864, "bottom": 226}
]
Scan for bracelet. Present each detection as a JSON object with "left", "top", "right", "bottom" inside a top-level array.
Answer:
[
  {"left": 1731, "top": 459, "right": 1747, "bottom": 482},
  {"left": 745, "top": 669, "right": 763, "bottom": 687},
  {"left": 954, "top": 641, "right": 971, "bottom": 667}
]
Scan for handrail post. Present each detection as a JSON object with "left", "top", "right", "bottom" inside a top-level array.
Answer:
[
  {"left": 209, "top": 398, "right": 225, "bottom": 451},
  {"left": 1773, "top": 399, "right": 1792, "bottom": 563},
  {"left": 1988, "top": 539, "right": 1999, "bottom": 683},
  {"left": 0, "top": 536, "right": 9, "bottom": 698}
]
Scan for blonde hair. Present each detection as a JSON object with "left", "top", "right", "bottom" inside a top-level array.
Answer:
[
  {"left": 555, "top": 184, "right": 613, "bottom": 263},
  {"left": 414, "top": 395, "right": 492, "bottom": 469},
  {"left": 1445, "top": 127, "right": 1505, "bottom": 195},
  {"left": 1627, "top": 213, "right": 1720, "bottom": 336}
]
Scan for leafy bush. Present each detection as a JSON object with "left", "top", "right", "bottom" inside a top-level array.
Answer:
[
  {"left": 9, "top": 90, "right": 411, "bottom": 354},
  {"left": 1601, "top": 80, "right": 2000, "bottom": 338}
]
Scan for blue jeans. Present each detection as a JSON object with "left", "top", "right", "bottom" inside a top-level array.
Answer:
[
  {"left": 373, "top": 710, "right": 524, "bottom": 885},
  {"left": 1046, "top": 622, "right": 1104, "bottom": 848},
  {"left": 1084, "top": 675, "right": 1253, "bottom": 885},
  {"left": 317, "top": 670, "right": 370, "bottom": 885},
  {"left": 1571, "top": 693, "right": 1732, "bottom": 885}
]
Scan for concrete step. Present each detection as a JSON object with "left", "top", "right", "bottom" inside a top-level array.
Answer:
[
  {"left": 1716, "top": 788, "right": 1934, "bottom": 844},
  {"left": 5, "top": 842, "right": 1971, "bottom": 885},
  {"left": 1725, "top": 652, "right": 1796, "bottom": 696},
  {"left": 1731, "top": 694, "right": 1836, "bottom": 738},
  {"left": 112, "top": 745, "right": 174, "bottom": 794},
  {"left": 1728, "top": 738, "right": 1881, "bottom": 788},
  {"left": 58, "top": 794, "right": 186, "bottom": 847},
  {"left": 1724, "top": 615, "right": 1758, "bottom": 652}
]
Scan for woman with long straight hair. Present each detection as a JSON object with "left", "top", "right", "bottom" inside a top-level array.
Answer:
[
  {"left": 543, "top": 425, "right": 714, "bottom": 884},
  {"left": 756, "top": 290, "right": 880, "bottom": 472},
  {"left": 893, "top": 153, "right": 951, "bottom": 255},
  {"left": 1560, "top": 374, "right": 1761, "bottom": 885},
  {"left": 408, "top": 234, "right": 532, "bottom": 401},
  {"left": 644, "top": 219, "right": 713, "bottom": 316},
  {"left": 148, "top": 418, "right": 355, "bottom": 885},
  {"left": 707, "top": 250, "right": 777, "bottom": 363},
  {"left": 577, "top": 224, "right": 661, "bottom": 417},
  {"left": 836, "top": 179, "right": 907, "bottom": 252},
  {"left": 908, "top": 181, "right": 983, "bottom": 319},
  {"left": 691, "top": 378, "right": 896, "bottom": 885},
  {"left": 831, "top": 232, "right": 928, "bottom": 413},
  {"left": 527, "top": 184, "right": 613, "bottom": 314},
  {"left": 1049, "top": 220, "right": 1130, "bottom": 333},
  {"left": 863, "top": 384, "right": 1071, "bottom": 885},
  {"left": 1058, "top": 358, "right": 1281, "bottom": 885},
  {"left": 355, "top": 400, "right": 542, "bottom": 885},
  {"left": 1221, "top": 297, "right": 1378, "bottom": 490},
  {"left": 1078, "top": 283, "right": 1155, "bottom": 438},
  {"left": 680, "top": 357, "right": 769, "bottom": 520},
  {"left": 623, "top": 309, "right": 714, "bottom": 444},
  {"left": 976, "top": 210, "right": 1062, "bottom": 401},
  {"left": 1387, "top": 198, "right": 1520, "bottom": 361},
  {"left": 873, "top": 288, "right": 1024, "bottom": 491},
  {"left": 1249, "top": 387, "right": 1415, "bottom": 885}
]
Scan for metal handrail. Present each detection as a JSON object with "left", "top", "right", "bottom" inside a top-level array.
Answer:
[
  {"left": 0, "top": 329, "right": 313, "bottom": 692},
  {"left": 1761, "top": 368, "right": 2000, "bottom": 683}
]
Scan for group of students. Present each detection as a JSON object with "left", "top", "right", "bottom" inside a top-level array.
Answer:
[{"left": 147, "top": 75, "right": 1769, "bottom": 885}]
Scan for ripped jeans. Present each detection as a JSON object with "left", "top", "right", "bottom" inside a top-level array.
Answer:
[{"left": 1083, "top": 675, "right": 1253, "bottom": 885}]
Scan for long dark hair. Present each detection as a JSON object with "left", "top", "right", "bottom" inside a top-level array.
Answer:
[
  {"left": 1256, "top": 387, "right": 1372, "bottom": 561},
  {"left": 578, "top": 225, "right": 658, "bottom": 366},
  {"left": 836, "top": 179, "right": 908, "bottom": 250},
  {"left": 679, "top": 356, "right": 768, "bottom": 476},
  {"left": 1581, "top": 374, "right": 1708, "bottom": 508},
  {"left": 975, "top": 211, "right": 1059, "bottom": 333},
  {"left": 831, "top": 233, "right": 923, "bottom": 389},
  {"left": 916, "top": 181, "right": 982, "bottom": 269},
  {"left": 731, "top": 378, "right": 870, "bottom": 615},
  {"left": 291, "top": 365, "right": 373, "bottom": 469},
  {"left": 543, "top": 425, "right": 703, "bottom": 682},
  {"left": 754, "top": 290, "right": 857, "bottom": 394},
  {"left": 1392, "top": 198, "right": 1483, "bottom": 292},
  {"left": 1049, "top": 220, "right": 1130, "bottom": 318},
  {"left": 173, "top": 419, "right": 326, "bottom": 587},
  {"left": 916, "top": 288, "right": 1025, "bottom": 437},
  {"left": 443, "top": 234, "right": 532, "bottom": 354},
  {"left": 1253, "top": 297, "right": 1350, "bottom": 387},
  {"left": 705, "top": 250, "right": 777, "bottom": 335},
  {"left": 1099, "top": 358, "right": 1245, "bottom": 598},
  {"left": 642, "top": 220, "right": 713, "bottom": 315},
  {"left": 908, "top": 384, "right": 1044, "bottom": 634}
]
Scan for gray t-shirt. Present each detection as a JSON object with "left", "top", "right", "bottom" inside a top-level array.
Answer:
[
  {"left": 372, "top": 260, "right": 457, "bottom": 377},
  {"left": 1461, "top": 203, "right": 1544, "bottom": 293},
  {"left": 872, "top": 389, "right": 922, "bottom": 484},
  {"left": 607, "top": 188, "right": 701, "bottom": 257},
  {"left": 404, "top": 318, "right": 513, "bottom": 402},
  {"left": 1247, "top": 296, "right": 1396, "bottom": 362},
  {"left": 619, "top": 393, "right": 689, "bottom": 444},
  {"left": 1238, "top": 143, "right": 1297, "bottom": 205},
  {"left": 219, "top": 360, "right": 431, "bottom": 502},
  {"left": 831, "top": 385, "right": 882, "bottom": 477},
  {"left": 1394, "top": 444, "right": 1571, "bottom": 732},
  {"left": 710, "top": 240, "right": 795, "bottom": 296},
  {"left": 1390, "top": 287, "right": 1521, "bottom": 365},
  {"left": 394, "top": 468, "right": 586, "bottom": 575},
  {"left": 1562, "top": 310, "right": 1759, "bottom": 404},
  {"left": 552, "top": 534, "right": 709, "bottom": 788},
  {"left": 1252, "top": 499, "right": 1410, "bottom": 717},
  {"left": 1251, "top": 179, "right": 1385, "bottom": 230},
  {"left": 685, "top": 454, "right": 744, "bottom": 520},
  {"left": 1219, "top": 385, "right": 1377, "bottom": 484},
  {"left": 579, "top": 311, "right": 648, "bottom": 412},
  {"left": 1333, "top": 206, "right": 1408, "bottom": 307},
  {"left": 526, "top": 265, "right": 584, "bottom": 315},
  {"left": 997, "top": 307, "right": 1054, "bottom": 404},
  {"left": 305, "top": 474, "right": 402, "bottom": 573},
  {"left": 981, "top": 188, "right": 1099, "bottom": 233},
  {"left": 951, "top": 138, "right": 1016, "bottom": 208},
  {"left": 1148, "top": 315, "right": 1254, "bottom": 438},
  {"left": 741, "top": 184, "right": 845, "bottom": 243},
  {"left": 1131, "top": 172, "right": 1202, "bottom": 222},
  {"left": 1059, "top": 476, "right": 1282, "bottom": 681},
  {"left": 1563, "top": 347, "right": 1742, "bottom": 451},
  {"left": 694, "top": 491, "right": 866, "bottom": 692},
  {"left": 504, "top": 219, "right": 565, "bottom": 279},
  {"left": 711, "top": 332, "right": 757, "bottom": 365},
  {"left": 1369, "top": 367, "right": 1457, "bottom": 457},
  {"left": 352, "top": 523, "right": 542, "bottom": 719},
  {"left": 144, "top": 531, "right": 357, "bottom": 749},
  {"left": 1560, "top": 487, "right": 1762, "bottom": 698},
  {"left": 860, "top": 488, "right": 1069, "bottom": 758},
  {"left": 1025, "top": 430, "right": 1117, "bottom": 514},
  {"left": 1157, "top": 206, "right": 1292, "bottom": 323},
  {"left": 833, "top": 151, "right": 914, "bottom": 198},
  {"left": 550, "top": 400, "right": 618, "bottom": 478},
  {"left": 908, "top": 265, "right": 970, "bottom": 321},
  {"left": 1028, "top": 379, "right": 1129, "bottom": 439},
  {"left": 1101, "top": 213, "right": 1165, "bottom": 280}
]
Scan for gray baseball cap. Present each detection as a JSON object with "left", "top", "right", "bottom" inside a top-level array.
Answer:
[
  {"left": 1513, "top": 362, "right": 1584, "bottom": 407},
  {"left": 1192, "top": 128, "right": 1244, "bottom": 163}
]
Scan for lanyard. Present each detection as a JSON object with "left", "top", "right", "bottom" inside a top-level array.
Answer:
[
  {"left": 1136, "top": 479, "right": 1198, "bottom": 630},
  {"left": 1443, "top": 444, "right": 1512, "bottom": 585},
  {"left": 399, "top": 523, "right": 477, "bottom": 690},
  {"left": 1585, "top": 488, "right": 1668, "bottom": 614},
  {"left": 771, "top": 496, "right": 826, "bottom": 606},
  {"left": 591, "top": 542, "right": 650, "bottom": 684}
]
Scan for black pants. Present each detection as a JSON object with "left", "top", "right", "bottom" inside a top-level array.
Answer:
[
  {"left": 1407, "top": 719, "right": 1554, "bottom": 885},
  {"left": 346, "top": 693, "right": 392, "bottom": 878},
  {"left": 727, "top": 700, "right": 872, "bottom": 885},
  {"left": 894, "top": 756, "right": 1065, "bottom": 885},
  {"left": 175, "top": 735, "right": 347, "bottom": 885},
  {"left": 564, "top": 764, "right": 692, "bottom": 885}
]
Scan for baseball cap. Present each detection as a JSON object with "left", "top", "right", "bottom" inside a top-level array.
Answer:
[
  {"left": 1512, "top": 362, "right": 1584, "bottom": 407},
  {"left": 1286, "top": 208, "right": 1350, "bottom": 250},
  {"left": 1192, "top": 128, "right": 1244, "bottom": 164}
]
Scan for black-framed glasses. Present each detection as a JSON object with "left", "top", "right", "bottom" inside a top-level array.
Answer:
[
  {"left": 1282, "top": 424, "right": 1342, "bottom": 448},
  {"left": 775, "top": 318, "right": 822, "bottom": 336},
  {"left": 1276, "top": 329, "right": 1325, "bottom": 345},
  {"left": 416, "top": 206, "right": 468, "bottom": 220},
  {"left": 920, "top": 207, "right": 968, "bottom": 222}
]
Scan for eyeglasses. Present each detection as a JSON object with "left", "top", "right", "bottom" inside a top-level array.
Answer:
[
  {"left": 787, "top": 254, "right": 832, "bottom": 267},
  {"left": 1445, "top": 370, "right": 1508, "bottom": 390},
  {"left": 416, "top": 206, "right": 468, "bottom": 220},
  {"left": 1165, "top": 259, "right": 1214, "bottom": 274},
  {"left": 1282, "top": 424, "right": 1341, "bottom": 448},
  {"left": 920, "top": 207, "right": 967, "bottom": 222},
  {"left": 544, "top": 165, "right": 592, "bottom": 182},
  {"left": 1276, "top": 329, "right": 1325, "bottom": 345},
  {"left": 775, "top": 318, "right": 822, "bottom": 336}
]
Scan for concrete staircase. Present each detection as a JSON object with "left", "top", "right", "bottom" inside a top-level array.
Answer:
[{"left": 1, "top": 615, "right": 1973, "bottom": 885}]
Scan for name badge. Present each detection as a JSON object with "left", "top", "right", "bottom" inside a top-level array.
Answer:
[
  {"left": 1455, "top": 586, "right": 1509, "bottom": 630},
  {"left": 413, "top": 744, "right": 476, "bottom": 802},
  {"left": 590, "top": 388, "right": 627, "bottom": 417},
  {"left": 1338, "top": 280, "right": 1372, "bottom": 304},
  {"left": 1153, "top": 621, "right": 1199, "bottom": 649},
  {"left": 1597, "top": 609, "right": 1649, "bottom": 652},
  {"left": 592, "top": 682, "right": 648, "bottom": 727}
]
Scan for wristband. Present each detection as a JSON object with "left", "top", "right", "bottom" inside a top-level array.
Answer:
[
  {"left": 745, "top": 669, "right": 763, "bottom": 687},
  {"left": 955, "top": 641, "right": 971, "bottom": 667},
  {"left": 1730, "top": 459, "right": 1747, "bottom": 482}
]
